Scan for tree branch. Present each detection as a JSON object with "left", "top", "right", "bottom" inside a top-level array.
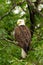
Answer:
[
  {"left": 0, "top": 0, "right": 43, "bottom": 20},
  {"left": 26, "top": 0, "right": 36, "bottom": 37},
  {"left": 26, "top": 0, "right": 43, "bottom": 17},
  {"left": 0, "top": 38, "right": 18, "bottom": 46},
  {"left": 26, "top": 0, "right": 43, "bottom": 37},
  {"left": 0, "top": 1, "right": 25, "bottom": 20},
  {"left": 35, "top": 0, "right": 41, "bottom": 7},
  {"left": 0, "top": 3, "right": 16, "bottom": 20}
]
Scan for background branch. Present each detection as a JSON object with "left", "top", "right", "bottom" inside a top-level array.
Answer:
[
  {"left": 0, "top": 1, "right": 25, "bottom": 20},
  {"left": 26, "top": 0, "right": 36, "bottom": 37},
  {"left": 35, "top": 0, "right": 41, "bottom": 7},
  {"left": 0, "top": 3, "right": 16, "bottom": 20},
  {"left": 0, "top": 0, "right": 43, "bottom": 21},
  {"left": 26, "top": 0, "right": 43, "bottom": 37},
  {"left": 26, "top": 0, "right": 43, "bottom": 17}
]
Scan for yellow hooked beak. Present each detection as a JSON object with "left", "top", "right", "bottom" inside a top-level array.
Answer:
[{"left": 17, "top": 21, "right": 21, "bottom": 25}]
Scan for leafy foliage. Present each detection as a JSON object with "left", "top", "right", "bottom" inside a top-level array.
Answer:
[{"left": 0, "top": 0, "right": 43, "bottom": 65}]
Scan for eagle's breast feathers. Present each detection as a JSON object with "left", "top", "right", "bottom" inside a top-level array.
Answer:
[{"left": 15, "top": 25, "right": 31, "bottom": 51}]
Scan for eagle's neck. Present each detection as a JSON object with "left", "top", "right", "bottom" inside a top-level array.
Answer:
[{"left": 18, "top": 22, "right": 25, "bottom": 26}]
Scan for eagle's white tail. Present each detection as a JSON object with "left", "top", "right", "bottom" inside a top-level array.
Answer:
[{"left": 21, "top": 48, "right": 27, "bottom": 58}]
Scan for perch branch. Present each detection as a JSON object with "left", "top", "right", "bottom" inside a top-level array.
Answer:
[
  {"left": 0, "top": 38, "right": 18, "bottom": 46},
  {"left": 0, "top": 37, "right": 35, "bottom": 51}
]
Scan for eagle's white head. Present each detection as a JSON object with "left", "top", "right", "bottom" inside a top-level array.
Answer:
[{"left": 17, "top": 19, "right": 25, "bottom": 26}]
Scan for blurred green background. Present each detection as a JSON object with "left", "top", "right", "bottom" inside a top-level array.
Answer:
[{"left": 0, "top": 0, "right": 43, "bottom": 65}]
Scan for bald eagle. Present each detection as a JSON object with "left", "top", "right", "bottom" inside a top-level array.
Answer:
[{"left": 14, "top": 19, "right": 31, "bottom": 58}]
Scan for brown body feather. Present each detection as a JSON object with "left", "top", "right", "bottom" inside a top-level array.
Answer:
[{"left": 15, "top": 25, "right": 31, "bottom": 52}]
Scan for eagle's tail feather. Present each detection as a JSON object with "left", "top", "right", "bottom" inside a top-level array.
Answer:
[{"left": 21, "top": 48, "right": 27, "bottom": 58}]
